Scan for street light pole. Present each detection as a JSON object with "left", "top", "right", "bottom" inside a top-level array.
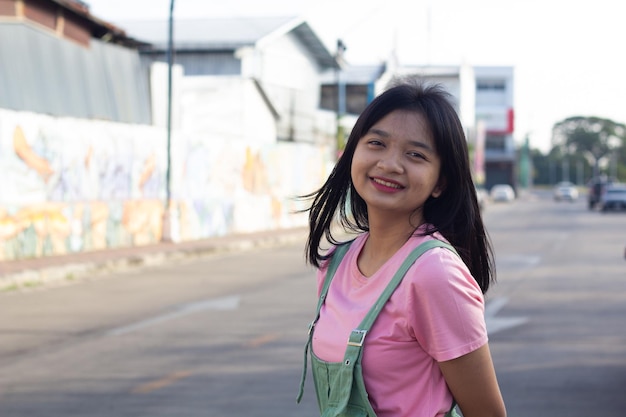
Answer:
[
  {"left": 335, "top": 39, "right": 346, "bottom": 157},
  {"left": 162, "top": 0, "right": 175, "bottom": 242}
]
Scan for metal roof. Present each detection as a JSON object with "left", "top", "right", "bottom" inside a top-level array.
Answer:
[
  {"left": 0, "top": 22, "right": 151, "bottom": 124},
  {"left": 49, "top": 0, "right": 150, "bottom": 48},
  {"left": 398, "top": 65, "right": 463, "bottom": 77},
  {"left": 119, "top": 16, "right": 338, "bottom": 69},
  {"left": 321, "top": 64, "right": 387, "bottom": 84}
]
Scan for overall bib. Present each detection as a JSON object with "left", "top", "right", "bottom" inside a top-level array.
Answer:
[{"left": 297, "top": 239, "right": 459, "bottom": 417}]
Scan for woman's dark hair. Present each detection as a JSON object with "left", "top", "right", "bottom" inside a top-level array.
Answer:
[{"left": 302, "top": 78, "right": 495, "bottom": 293}]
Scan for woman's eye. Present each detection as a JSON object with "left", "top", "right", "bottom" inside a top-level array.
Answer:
[
  {"left": 367, "top": 140, "right": 384, "bottom": 146},
  {"left": 408, "top": 151, "right": 425, "bottom": 159}
]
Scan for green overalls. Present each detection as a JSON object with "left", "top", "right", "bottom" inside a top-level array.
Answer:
[{"left": 297, "top": 239, "right": 460, "bottom": 417}]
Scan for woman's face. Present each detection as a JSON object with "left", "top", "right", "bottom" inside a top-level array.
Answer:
[{"left": 350, "top": 109, "right": 443, "bottom": 224}]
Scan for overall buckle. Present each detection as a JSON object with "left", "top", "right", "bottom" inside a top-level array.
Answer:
[{"left": 347, "top": 329, "right": 368, "bottom": 347}]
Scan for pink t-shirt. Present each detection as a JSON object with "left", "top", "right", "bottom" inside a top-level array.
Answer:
[{"left": 311, "top": 232, "right": 487, "bottom": 417}]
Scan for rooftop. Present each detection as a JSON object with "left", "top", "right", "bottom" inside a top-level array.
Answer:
[{"left": 118, "top": 16, "right": 338, "bottom": 69}]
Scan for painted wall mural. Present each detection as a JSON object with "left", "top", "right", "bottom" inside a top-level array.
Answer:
[{"left": 0, "top": 109, "right": 331, "bottom": 261}]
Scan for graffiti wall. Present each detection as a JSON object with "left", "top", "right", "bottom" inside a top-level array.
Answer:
[{"left": 0, "top": 109, "right": 331, "bottom": 261}]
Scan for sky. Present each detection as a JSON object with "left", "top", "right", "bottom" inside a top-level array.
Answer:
[{"left": 86, "top": 0, "right": 626, "bottom": 152}]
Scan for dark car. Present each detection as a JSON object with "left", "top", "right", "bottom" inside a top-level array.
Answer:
[{"left": 588, "top": 177, "right": 613, "bottom": 210}]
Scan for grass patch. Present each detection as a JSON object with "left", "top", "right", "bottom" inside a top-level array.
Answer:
[{"left": 1, "top": 284, "right": 19, "bottom": 293}]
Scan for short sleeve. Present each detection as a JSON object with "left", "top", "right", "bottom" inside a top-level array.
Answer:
[{"left": 406, "top": 247, "right": 487, "bottom": 362}]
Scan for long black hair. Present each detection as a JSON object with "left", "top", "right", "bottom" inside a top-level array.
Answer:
[{"left": 301, "top": 79, "right": 495, "bottom": 293}]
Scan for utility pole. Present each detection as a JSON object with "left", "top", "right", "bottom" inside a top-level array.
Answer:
[
  {"left": 519, "top": 134, "right": 531, "bottom": 188},
  {"left": 335, "top": 39, "right": 346, "bottom": 157},
  {"left": 162, "top": 0, "right": 175, "bottom": 242}
]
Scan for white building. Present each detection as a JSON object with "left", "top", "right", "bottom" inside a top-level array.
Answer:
[
  {"left": 321, "top": 62, "right": 516, "bottom": 190},
  {"left": 474, "top": 66, "right": 516, "bottom": 191},
  {"left": 125, "top": 16, "right": 339, "bottom": 146}
]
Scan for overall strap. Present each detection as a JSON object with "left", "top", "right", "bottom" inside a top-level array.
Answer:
[
  {"left": 316, "top": 241, "right": 354, "bottom": 319},
  {"left": 297, "top": 240, "right": 354, "bottom": 403},
  {"left": 328, "top": 239, "right": 456, "bottom": 416},
  {"left": 357, "top": 240, "right": 454, "bottom": 338},
  {"left": 343, "top": 240, "right": 455, "bottom": 363}
]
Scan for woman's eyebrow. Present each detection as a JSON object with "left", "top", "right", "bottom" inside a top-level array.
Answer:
[
  {"left": 408, "top": 140, "right": 434, "bottom": 152},
  {"left": 367, "top": 127, "right": 389, "bottom": 137},
  {"left": 366, "top": 127, "right": 434, "bottom": 152}
]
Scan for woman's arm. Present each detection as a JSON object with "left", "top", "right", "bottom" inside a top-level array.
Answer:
[{"left": 438, "top": 344, "right": 506, "bottom": 417}]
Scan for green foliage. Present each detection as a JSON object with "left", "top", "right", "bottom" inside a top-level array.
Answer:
[
  {"left": 552, "top": 116, "right": 626, "bottom": 171},
  {"left": 529, "top": 148, "right": 551, "bottom": 185},
  {"left": 529, "top": 116, "right": 626, "bottom": 185}
]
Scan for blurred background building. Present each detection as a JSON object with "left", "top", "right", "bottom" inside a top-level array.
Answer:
[{"left": 0, "top": 0, "right": 514, "bottom": 261}]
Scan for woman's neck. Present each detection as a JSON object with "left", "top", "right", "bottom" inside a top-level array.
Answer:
[
  {"left": 357, "top": 215, "right": 424, "bottom": 277},
  {"left": 366, "top": 209, "right": 424, "bottom": 248}
]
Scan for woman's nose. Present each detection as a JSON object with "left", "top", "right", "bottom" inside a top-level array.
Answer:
[{"left": 376, "top": 152, "right": 404, "bottom": 173}]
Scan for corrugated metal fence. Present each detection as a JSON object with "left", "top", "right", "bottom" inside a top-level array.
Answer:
[{"left": 0, "top": 22, "right": 151, "bottom": 124}]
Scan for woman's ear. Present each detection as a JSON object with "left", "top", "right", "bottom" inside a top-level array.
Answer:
[{"left": 431, "top": 177, "right": 446, "bottom": 198}]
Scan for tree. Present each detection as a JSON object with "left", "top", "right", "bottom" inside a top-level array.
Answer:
[
  {"left": 529, "top": 148, "right": 551, "bottom": 185},
  {"left": 551, "top": 116, "right": 626, "bottom": 178}
]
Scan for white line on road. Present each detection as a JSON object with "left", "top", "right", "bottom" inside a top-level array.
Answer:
[
  {"left": 485, "top": 296, "right": 528, "bottom": 335},
  {"left": 497, "top": 255, "right": 541, "bottom": 268},
  {"left": 107, "top": 295, "right": 241, "bottom": 336}
]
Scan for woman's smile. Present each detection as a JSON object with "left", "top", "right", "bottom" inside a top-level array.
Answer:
[
  {"left": 370, "top": 176, "right": 405, "bottom": 192},
  {"left": 350, "top": 109, "right": 443, "bottom": 221}
]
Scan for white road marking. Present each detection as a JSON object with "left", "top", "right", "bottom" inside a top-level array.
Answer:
[
  {"left": 497, "top": 255, "right": 541, "bottom": 268},
  {"left": 485, "top": 296, "right": 528, "bottom": 335},
  {"left": 108, "top": 295, "right": 240, "bottom": 336}
]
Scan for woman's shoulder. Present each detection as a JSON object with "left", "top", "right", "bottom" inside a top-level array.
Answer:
[
  {"left": 404, "top": 235, "right": 471, "bottom": 286},
  {"left": 406, "top": 231, "right": 455, "bottom": 257},
  {"left": 319, "top": 233, "right": 367, "bottom": 269}
]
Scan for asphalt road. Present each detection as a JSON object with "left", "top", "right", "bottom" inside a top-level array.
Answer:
[
  {"left": 482, "top": 190, "right": 626, "bottom": 416},
  {"left": 0, "top": 189, "right": 625, "bottom": 417}
]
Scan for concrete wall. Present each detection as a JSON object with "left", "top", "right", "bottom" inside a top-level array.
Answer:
[
  {"left": 0, "top": 107, "right": 332, "bottom": 261},
  {"left": 179, "top": 76, "right": 278, "bottom": 146}
]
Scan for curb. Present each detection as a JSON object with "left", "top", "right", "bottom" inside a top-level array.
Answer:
[{"left": 0, "top": 227, "right": 309, "bottom": 293}]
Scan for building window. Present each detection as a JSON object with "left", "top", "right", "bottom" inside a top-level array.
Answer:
[
  {"left": 320, "top": 84, "right": 370, "bottom": 115},
  {"left": 477, "top": 80, "right": 505, "bottom": 91},
  {"left": 486, "top": 134, "right": 506, "bottom": 151}
]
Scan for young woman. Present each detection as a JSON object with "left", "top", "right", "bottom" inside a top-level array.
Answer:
[{"left": 298, "top": 80, "right": 506, "bottom": 417}]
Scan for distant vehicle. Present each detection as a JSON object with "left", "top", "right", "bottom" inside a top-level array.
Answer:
[
  {"left": 600, "top": 184, "right": 626, "bottom": 212},
  {"left": 490, "top": 184, "right": 515, "bottom": 202},
  {"left": 475, "top": 185, "right": 488, "bottom": 211},
  {"left": 588, "top": 177, "right": 613, "bottom": 210},
  {"left": 553, "top": 181, "right": 578, "bottom": 201}
]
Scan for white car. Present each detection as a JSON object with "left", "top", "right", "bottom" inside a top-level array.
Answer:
[
  {"left": 475, "top": 186, "right": 488, "bottom": 211},
  {"left": 553, "top": 181, "right": 579, "bottom": 201},
  {"left": 490, "top": 184, "right": 515, "bottom": 202}
]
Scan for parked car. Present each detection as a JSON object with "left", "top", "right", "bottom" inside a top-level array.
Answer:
[
  {"left": 475, "top": 185, "right": 488, "bottom": 211},
  {"left": 588, "top": 177, "right": 613, "bottom": 210},
  {"left": 553, "top": 181, "right": 578, "bottom": 201},
  {"left": 600, "top": 184, "right": 626, "bottom": 212},
  {"left": 490, "top": 184, "right": 515, "bottom": 202}
]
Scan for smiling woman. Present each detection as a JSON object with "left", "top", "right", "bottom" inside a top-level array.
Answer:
[{"left": 297, "top": 79, "right": 505, "bottom": 417}]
